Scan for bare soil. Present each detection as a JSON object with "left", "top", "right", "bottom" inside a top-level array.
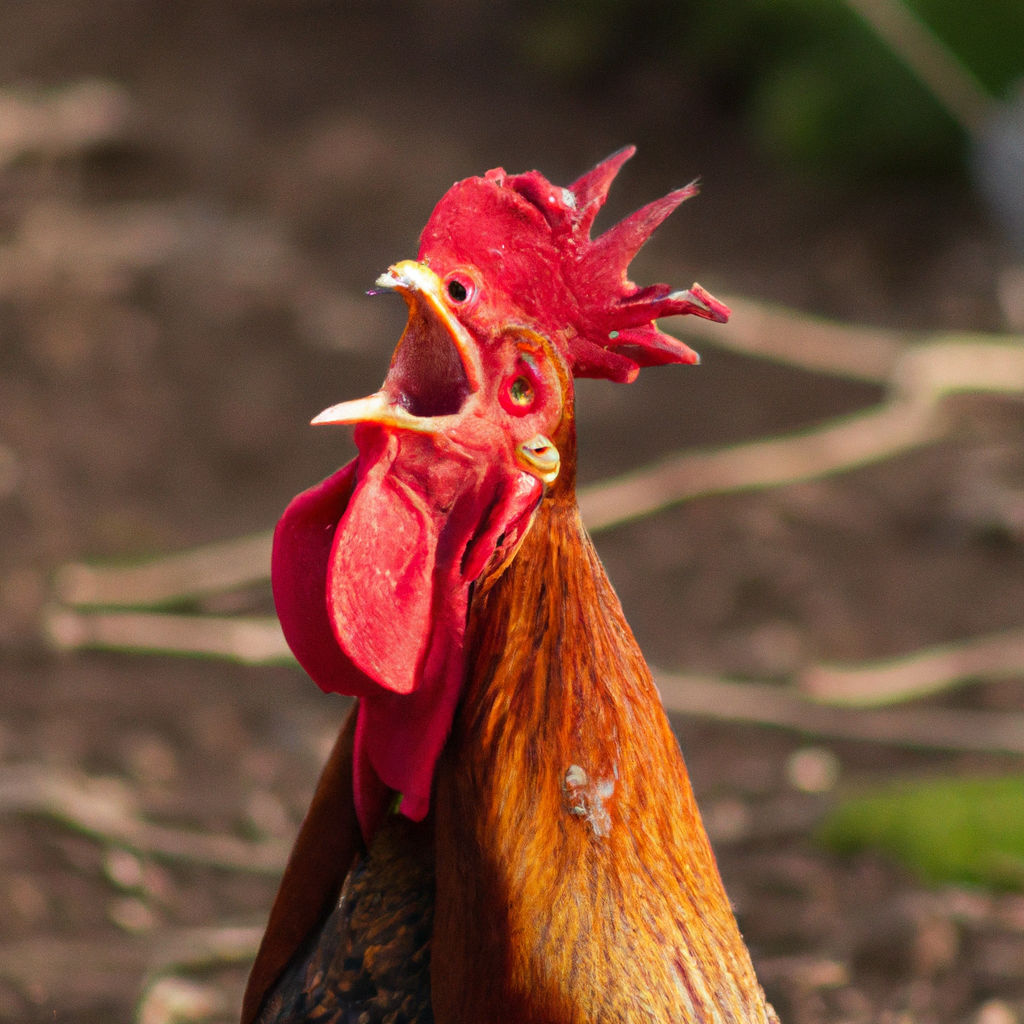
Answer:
[{"left": 1, "top": 3, "right": 1023, "bottom": 1022}]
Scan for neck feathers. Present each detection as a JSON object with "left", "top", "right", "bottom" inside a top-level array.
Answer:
[{"left": 431, "top": 497, "right": 770, "bottom": 1024}]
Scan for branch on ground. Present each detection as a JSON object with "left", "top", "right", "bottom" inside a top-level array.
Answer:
[
  {"left": 0, "top": 764, "right": 290, "bottom": 873},
  {"left": 656, "top": 673, "right": 1024, "bottom": 756}
]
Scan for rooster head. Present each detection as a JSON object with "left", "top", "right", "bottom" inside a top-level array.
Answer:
[{"left": 272, "top": 149, "right": 728, "bottom": 841}]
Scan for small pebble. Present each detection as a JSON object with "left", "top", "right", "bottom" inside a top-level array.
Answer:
[
  {"left": 977, "top": 1000, "right": 1018, "bottom": 1024},
  {"left": 137, "top": 976, "right": 225, "bottom": 1024},
  {"left": 786, "top": 746, "right": 840, "bottom": 793},
  {"left": 104, "top": 847, "right": 144, "bottom": 890},
  {"left": 108, "top": 895, "right": 155, "bottom": 933}
]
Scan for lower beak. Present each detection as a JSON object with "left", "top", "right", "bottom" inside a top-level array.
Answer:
[
  {"left": 313, "top": 260, "right": 480, "bottom": 430},
  {"left": 311, "top": 393, "right": 429, "bottom": 430}
]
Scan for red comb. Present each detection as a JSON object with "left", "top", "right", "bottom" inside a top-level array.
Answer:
[{"left": 418, "top": 147, "right": 729, "bottom": 383}]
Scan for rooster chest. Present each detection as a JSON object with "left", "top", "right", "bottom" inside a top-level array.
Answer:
[{"left": 256, "top": 814, "right": 435, "bottom": 1024}]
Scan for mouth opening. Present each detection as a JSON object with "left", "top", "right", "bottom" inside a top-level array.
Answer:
[{"left": 383, "top": 302, "right": 472, "bottom": 417}]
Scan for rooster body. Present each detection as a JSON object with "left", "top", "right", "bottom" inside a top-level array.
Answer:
[{"left": 244, "top": 150, "right": 775, "bottom": 1024}]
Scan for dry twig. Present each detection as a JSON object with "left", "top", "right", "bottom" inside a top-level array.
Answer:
[
  {"left": 53, "top": 338, "right": 1024, "bottom": 612},
  {"left": 55, "top": 533, "right": 275, "bottom": 609},
  {"left": 664, "top": 294, "right": 903, "bottom": 382},
  {"left": 45, "top": 607, "right": 291, "bottom": 665},
  {"left": 656, "top": 672, "right": 1024, "bottom": 756},
  {"left": 0, "top": 764, "right": 290, "bottom": 873},
  {"left": 0, "top": 80, "right": 132, "bottom": 168},
  {"left": 579, "top": 338, "right": 1024, "bottom": 530},
  {"left": 46, "top": 309, "right": 1024, "bottom": 704},
  {"left": 801, "top": 629, "right": 1024, "bottom": 707},
  {"left": 0, "top": 926, "right": 263, "bottom": 1012},
  {"left": 842, "top": 0, "right": 991, "bottom": 136},
  {"left": 579, "top": 397, "right": 938, "bottom": 530}
]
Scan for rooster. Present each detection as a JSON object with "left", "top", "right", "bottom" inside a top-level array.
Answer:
[{"left": 242, "top": 148, "right": 777, "bottom": 1024}]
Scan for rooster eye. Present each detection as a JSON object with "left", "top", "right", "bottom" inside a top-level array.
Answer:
[
  {"left": 508, "top": 376, "right": 534, "bottom": 407},
  {"left": 447, "top": 279, "right": 469, "bottom": 302}
]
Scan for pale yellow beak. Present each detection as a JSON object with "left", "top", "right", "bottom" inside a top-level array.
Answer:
[{"left": 312, "top": 260, "right": 481, "bottom": 431}]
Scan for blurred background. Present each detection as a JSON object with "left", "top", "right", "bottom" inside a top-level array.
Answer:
[{"left": 1, "top": 1, "right": 1024, "bottom": 1022}]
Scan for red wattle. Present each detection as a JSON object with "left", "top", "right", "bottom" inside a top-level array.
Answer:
[{"left": 272, "top": 425, "right": 543, "bottom": 842}]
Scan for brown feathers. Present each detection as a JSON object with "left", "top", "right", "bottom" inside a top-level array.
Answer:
[
  {"left": 429, "top": 426, "right": 772, "bottom": 1024},
  {"left": 242, "top": 707, "right": 363, "bottom": 1024},
  {"left": 256, "top": 814, "right": 434, "bottom": 1024},
  {"left": 247, "top": 406, "right": 774, "bottom": 1024}
]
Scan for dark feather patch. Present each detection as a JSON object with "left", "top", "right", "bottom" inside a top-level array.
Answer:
[{"left": 256, "top": 814, "right": 435, "bottom": 1024}]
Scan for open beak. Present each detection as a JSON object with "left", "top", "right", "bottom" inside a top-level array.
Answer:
[{"left": 312, "top": 260, "right": 481, "bottom": 432}]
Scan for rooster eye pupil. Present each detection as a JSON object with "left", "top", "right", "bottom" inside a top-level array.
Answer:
[
  {"left": 509, "top": 377, "right": 534, "bottom": 406},
  {"left": 447, "top": 280, "right": 468, "bottom": 302}
]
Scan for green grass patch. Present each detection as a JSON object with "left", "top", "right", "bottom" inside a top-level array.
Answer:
[{"left": 819, "top": 776, "right": 1024, "bottom": 890}]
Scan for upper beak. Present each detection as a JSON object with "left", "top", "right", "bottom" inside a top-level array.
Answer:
[{"left": 312, "top": 260, "right": 481, "bottom": 431}]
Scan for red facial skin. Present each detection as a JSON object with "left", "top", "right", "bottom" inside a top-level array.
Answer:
[
  {"left": 271, "top": 149, "right": 729, "bottom": 843},
  {"left": 274, "top": 328, "right": 564, "bottom": 841}
]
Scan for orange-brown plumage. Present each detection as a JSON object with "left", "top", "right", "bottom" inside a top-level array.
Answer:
[
  {"left": 244, "top": 151, "right": 775, "bottom": 1024},
  {"left": 432, "top": 410, "right": 768, "bottom": 1024}
]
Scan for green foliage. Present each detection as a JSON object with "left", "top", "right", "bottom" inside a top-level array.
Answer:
[
  {"left": 819, "top": 776, "right": 1024, "bottom": 889},
  {"left": 748, "top": 10, "right": 961, "bottom": 175},
  {"left": 910, "top": 0, "right": 1024, "bottom": 98},
  {"left": 520, "top": 0, "right": 1024, "bottom": 178}
]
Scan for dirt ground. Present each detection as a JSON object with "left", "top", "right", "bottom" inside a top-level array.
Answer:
[{"left": 1, "top": 3, "right": 1024, "bottom": 1022}]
